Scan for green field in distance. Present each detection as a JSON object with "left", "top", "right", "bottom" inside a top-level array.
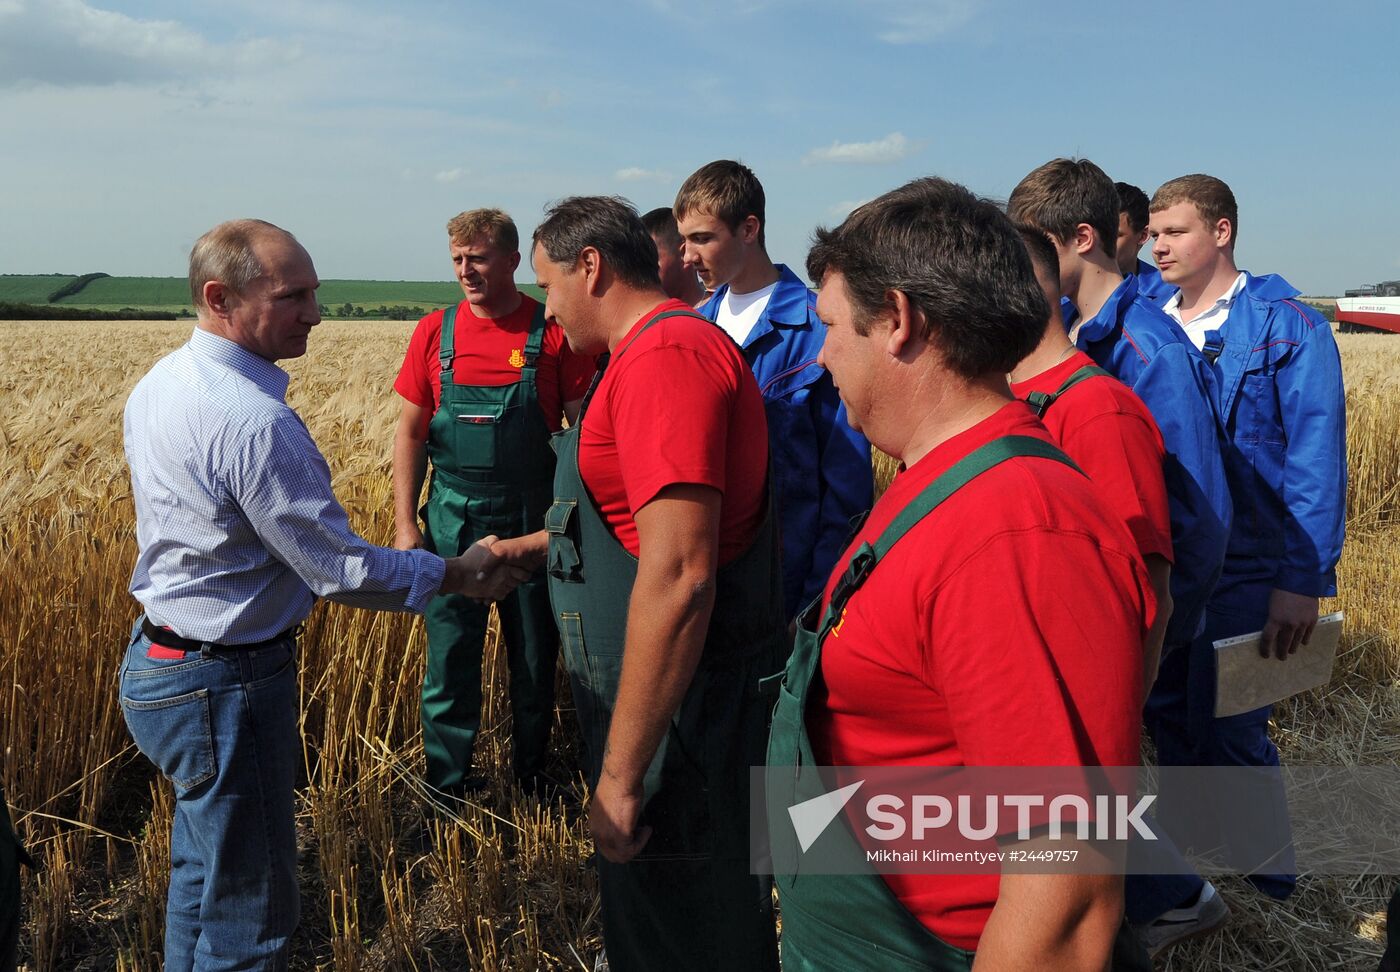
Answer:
[{"left": 0, "top": 274, "right": 544, "bottom": 317}]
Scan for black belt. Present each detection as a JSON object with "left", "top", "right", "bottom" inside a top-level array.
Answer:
[{"left": 141, "top": 618, "right": 300, "bottom": 653}]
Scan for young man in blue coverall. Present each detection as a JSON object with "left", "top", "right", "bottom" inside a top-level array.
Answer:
[
  {"left": 1009, "top": 158, "right": 1236, "bottom": 955},
  {"left": 1147, "top": 173, "right": 1347, "bottom": 903},
  {"left": 674, "top": 160, "right": 873, "bottom": 620},
  {"left": 1116, "top": 182, "right": 1173, "bottom": 302}
]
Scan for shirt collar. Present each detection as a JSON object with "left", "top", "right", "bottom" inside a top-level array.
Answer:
[
  {"left": 189, "top": 326, "right": 291, "bottom": 401},
  {"left": 762, "top": 264, "right": 814, "bottom": 328},
  {"left": 1073, "top": 274, "right": 1137, "bottom": 344},
  {"left": 1164, "top": 271, "right": 1247, "bottom": 317}
]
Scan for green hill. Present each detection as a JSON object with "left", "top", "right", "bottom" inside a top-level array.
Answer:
[
  {"left": 0, "top": 274, "right": 79, "bottom": 304},
  {"left": 0, "top": 274, "right": 545, "bottom": 318},
  {"left": 56, "top": 275, "right": 192, "bottom": 307}
]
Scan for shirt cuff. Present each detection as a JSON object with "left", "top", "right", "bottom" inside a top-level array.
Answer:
[{"left": 404, "top": 550, "right": 447, "bottom": 612}]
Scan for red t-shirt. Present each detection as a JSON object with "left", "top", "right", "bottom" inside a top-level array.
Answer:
[
  {"left": 393, "top": 295, "right": 596, "bottom": 430},
  {"left": 807, "top": 402, "right": 1152, "bottom": 952},
  {"left": 1009, "top": 350, "right": 1174, "bottom": 566},
  {"left": 578, "top": 299, "right": 768, "bottom": 563}
]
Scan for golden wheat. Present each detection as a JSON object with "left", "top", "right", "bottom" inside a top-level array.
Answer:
[{"left": 1, "top": 320, "right": 1396, "bottom": 970}]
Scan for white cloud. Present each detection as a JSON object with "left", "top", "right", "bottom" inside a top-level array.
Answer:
[
  {"left": 804, "top": 132, "right": 915, "bottom": 165},
  {"left": 615, "top": 166, "right": 673, "bottom": 183},
  {"left": 828, "top": 199, "right": 871, "bottom": 217},
  {"left": 870, "top": 0, "right": 981, "bottom": 44},
  {"left": 434, "top": 168, "right": 466, "bottom": 184},
  {"left": 638, "top": 0, "right": 980, "bottom": 43},
  {"left": 0, "top": 0, "right": 290, "bottom": 88}
]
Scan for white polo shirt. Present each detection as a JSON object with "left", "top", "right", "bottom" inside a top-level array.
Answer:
[{"left": 1164, "top": 272, "right": 1247, "bottom": 350}]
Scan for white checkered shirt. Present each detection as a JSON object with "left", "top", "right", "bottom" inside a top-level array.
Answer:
[{"left": 124, "top": 327, "right": 444, "bottom": 644}]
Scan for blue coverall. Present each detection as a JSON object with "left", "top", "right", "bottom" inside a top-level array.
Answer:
[
  {"left": 1143, "top": 272, "right": 1346, "bottom": 900},
  {"left": 1072, "top": 273, "right": 1234, "bottom": 649},
  {"left": 1134, "top": 258, "right": 1174, "bottom": 303},
  {"left": 1072, "top": 273, "right": 1235, "bottom": 923},
  {"left": 699, "top": 265, "right": 874, "bottom": 620}
]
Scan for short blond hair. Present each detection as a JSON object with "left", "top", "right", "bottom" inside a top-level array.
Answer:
[
  {"left": 188, "top": 219, "right": 294, "bottom": 311},
  {"left": 446, "top": 208, "right": 518, "bottom": 252},
  {"left": 1151, "top": 175, "right": 1238, "bottom": 244}
]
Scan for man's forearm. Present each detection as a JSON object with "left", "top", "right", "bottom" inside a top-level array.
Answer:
[
  {"left": 975, "top": 870, "right": 1122, "bottom": 971},
  {"left": 392, "top": 431, "right": 429, "bottom": 535},
  {"left": 1143, "top": 554, "right": 1172, "bottom": 692},
  {"left": 601, "top": 560, "right": 717, "bottom": 787}
]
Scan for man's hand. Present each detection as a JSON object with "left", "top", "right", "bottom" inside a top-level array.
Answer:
[
  {"left": 1259, "top": 588, "right": 1320, "bottom": 660},
  {"left": 440, "top": 536, "right": 533, "bottom": 602},
  {"left": 589, "top": 768, "right": 651, "bottom": 864},
  {"left": 490, "top": 530, "right": 549, "bottom": 572},
  {"left": 393, "top": 524, "right": 425, "bottom": 551}
]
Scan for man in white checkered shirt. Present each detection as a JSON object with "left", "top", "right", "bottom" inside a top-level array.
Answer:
[{"left": 120, "top": 219, "right": 525, "bottom": 971}]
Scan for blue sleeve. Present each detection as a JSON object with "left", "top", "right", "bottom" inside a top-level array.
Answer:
[
  {"left": 801, "top": 369, "right": 874, "bottom": 607},
  {"left": 1131, "top": 345, "right": 1233, "bottom": 642},
  {"left": 1273, "top": 322, "right": 1347, "bottom": 596},
  {"left": 231, "top": 416, "right": 446, "bottom": 612}
]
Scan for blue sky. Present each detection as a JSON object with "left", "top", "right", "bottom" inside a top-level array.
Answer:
[{"left": 1, "top": 0, "right": 1396, "bottom": 295}]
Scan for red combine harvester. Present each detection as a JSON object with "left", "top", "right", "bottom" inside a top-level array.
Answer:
[{"left": 1337, "top": 280, "right": 1400, "bottom": 334}]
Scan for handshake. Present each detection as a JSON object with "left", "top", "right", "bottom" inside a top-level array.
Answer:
[{"left": 436, "top": 531, "right": 549, "bottom": 602}]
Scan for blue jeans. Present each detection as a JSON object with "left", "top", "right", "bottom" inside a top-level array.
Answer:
[{"left": 119, "top": 618, "right": 300, "bottom": 971}]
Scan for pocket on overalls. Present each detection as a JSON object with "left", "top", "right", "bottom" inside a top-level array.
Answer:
[
  {"left": 557, "top": 612, "right": 610, "bottom": 779},
  {"left": 452, "top": 403, "right": 505, "bottom": 470},
  {"left": 545, "top": 499, "right": 582, "bottom": 582}
]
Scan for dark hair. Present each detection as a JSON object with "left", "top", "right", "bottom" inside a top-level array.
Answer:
[
  {"left": 1007, "top": 158, "right": 1118, "bottom": 260},
  {"left": 1015, "top": 223, "right": 1060, "bottom": 285},
  {"left": 1115, "top": 182, "right": 1150, "bottom": 234},
  {"left": 807, "top": 177, "right": 1048, "bottom": 379},
  {"left": 641, "top": 207, "right": 682, "bottom": 247},
  {"left": 674, "top": 159, "right": 766, "bottom": 248},
  {"left": 1151, "top": 174, "right": 1239, "bottom": 245},
  {"left": 532, "top": 196, "right": 661, "bottom": 290}
]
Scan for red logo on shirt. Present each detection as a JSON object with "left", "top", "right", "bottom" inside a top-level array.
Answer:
[{"left": 509, "top": 348, "right": 525, "bottom": 369}]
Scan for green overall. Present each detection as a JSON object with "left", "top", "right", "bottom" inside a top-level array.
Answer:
[
  {"left": 1023, "top": 364, "right": 1115, "bottom": 418},
  {"left": 767, "top": 436, "right": 1078, "bottom": 972},
  {"left": 545, "top": 311, "right": 786, "bottom": 972},
  {"left": 1, "top": 780, "right": 33, "bottom": 972},
  {"left": 421, "top": 301, "right": 561, "bottom": 792}
]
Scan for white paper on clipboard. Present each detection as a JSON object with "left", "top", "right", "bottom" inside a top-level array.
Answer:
[{"left": 1213, "top": 611, "right": 1344, "bottom": 718}]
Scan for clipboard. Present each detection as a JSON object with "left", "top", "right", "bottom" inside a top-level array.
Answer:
[{"left": 1214, "top": 612, "right": 1344, "bottom": 718}]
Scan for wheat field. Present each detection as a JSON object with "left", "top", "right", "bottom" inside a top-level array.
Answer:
[{"left": 1, "top": 320, "right": 1397, "bottom": 970}]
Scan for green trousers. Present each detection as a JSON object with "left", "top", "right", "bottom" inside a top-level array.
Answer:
[
  {"left": 1, "top": 783, "right": 30, "bottom": 972},
  {"left": 421, "top": 481, "right": 558, "bottom": 792}
]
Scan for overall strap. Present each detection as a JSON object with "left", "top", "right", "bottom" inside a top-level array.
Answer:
[
  {"left": 1025, "top": 364, "right": 1114, "bottom": 418},
  {"left": 519, "top": 300, "right": 548, "bottom": 389},
  {"left": 522, "top": 300, "right": 547, "bottom": 362},
  {"left": 576, "top": 353, "right": 609, "bottom": 420},
  {"left": 577, "top": 309, "right": 708, "bottom": 421},
  {"left": 614, "top": 309, "right": 708, "bottom": 359},
  {"left": 437, "top": 304, "right": 459, "bottom": 387},
  {"left": 1201, "top": 329, "right": 1225, "bottom": 365},
  {"left": 817, "top": 435, "right": 1080, "bottom": 643}
]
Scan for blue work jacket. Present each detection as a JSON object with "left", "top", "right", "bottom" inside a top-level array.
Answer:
[
  {"left": 700, "top": 265, "right": 874, "bottom": 619},
  {"left": 1135, "top": 258, "right": 1174, "bottom": 303},
  {"left": 1073, "top": 273, "right": 1233, "bottom": 645},
  {"left": 1202, "top": 273, "right": 1346, "bottom": 596}
]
